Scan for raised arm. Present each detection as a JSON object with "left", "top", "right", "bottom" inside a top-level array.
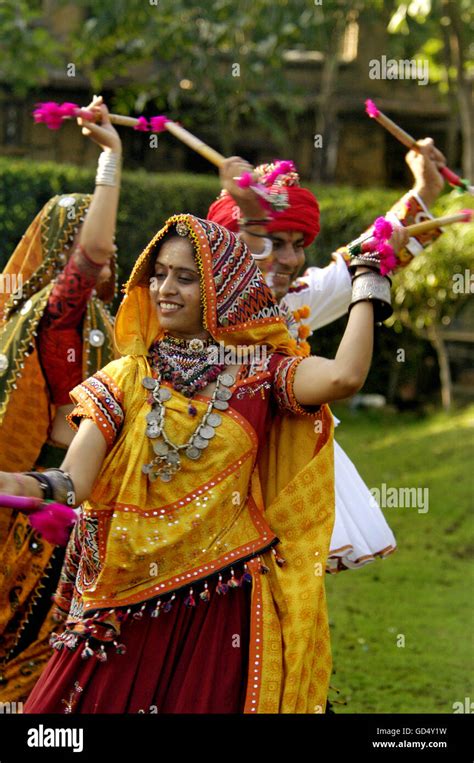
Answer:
[
  {"left": 76, "top": 95, "right": 122, "bottom": 263},
  {"left": 293, "top": 227, "right": 410, "bottom": 407}
]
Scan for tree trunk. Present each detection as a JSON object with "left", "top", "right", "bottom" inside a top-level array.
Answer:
[
  {"left": 428, "top": 325, "right": 453, "bottom": 411},
  {"left": 440, "top": 19, "right": 460, "bottom": 169},
  {"left": 442, "top": 0, "right": 474, "bottom": 181},
  {"left": 311, "top": 12, "right": 347, "bottom": 183}
]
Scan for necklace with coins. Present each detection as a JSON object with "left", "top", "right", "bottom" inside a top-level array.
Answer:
[{"left": 142, "top": 335, "right": 235, "bottom": 483}]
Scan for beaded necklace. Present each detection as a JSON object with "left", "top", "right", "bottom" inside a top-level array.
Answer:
[
  {"left": 148, "top": 334, "right": 225, "bottom": 398},
  {"left": 143, "top": 334, "right": 235, "bottom": 482}
]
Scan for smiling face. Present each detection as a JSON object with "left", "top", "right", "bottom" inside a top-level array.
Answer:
[
  {"left": 257, "top": 230, "right": 306, "bottom": 300},
  {"left": 149, "top": 234, "right": 208, "bottom": 340}
]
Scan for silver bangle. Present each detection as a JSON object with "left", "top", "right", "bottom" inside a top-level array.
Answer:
[
  {"left": 95, "top": 151, "right": 120, "bottom": 187},
  {"left": 349, "top": 254, "right": 381, "bottom": 273},
  {"left": 349, "top": 270, "right": 392, "bottom": 322}
]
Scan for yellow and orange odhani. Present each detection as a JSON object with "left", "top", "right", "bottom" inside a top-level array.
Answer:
[{"left": 26, "top": 213, "right": 336, "bottom": 714}]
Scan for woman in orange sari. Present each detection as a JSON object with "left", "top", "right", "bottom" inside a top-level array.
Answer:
[{"left": 0, "top": 213, "right": 407, "bottom": 713}]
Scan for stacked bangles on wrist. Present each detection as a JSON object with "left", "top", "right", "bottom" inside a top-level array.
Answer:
[
  {"left": 95, "top": 150, "right": 121, "bottom": 187},
  {"left": 24, "top": 468, "right": 76, "bottom": 506},
  {"left": 348, "top": 256, "right": 393, "bottom": 323}
]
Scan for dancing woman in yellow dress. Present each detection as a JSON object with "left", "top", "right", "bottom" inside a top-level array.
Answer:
[{"left": 0, "top": 212, "right": 407, "bottom": 713}]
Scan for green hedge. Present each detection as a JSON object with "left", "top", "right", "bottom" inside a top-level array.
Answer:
[
  {"left": 0, "top": 157, "right": 441, "bottom": 399},
  {"left": 0, "top": 156, "right": 402, "bottom": 278}
]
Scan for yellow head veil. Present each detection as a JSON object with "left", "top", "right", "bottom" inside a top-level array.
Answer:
[{"left": 114, "top": 213, "right": 297, "bottom": 357}]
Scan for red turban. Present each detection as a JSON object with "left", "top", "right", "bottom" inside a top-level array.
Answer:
[{"left": 207, "top": 165, "right": 320, "bottom": 247}]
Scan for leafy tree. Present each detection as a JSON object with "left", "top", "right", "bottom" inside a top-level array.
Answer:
[
  {"left": 0, "top": 1, "right": 62, "bottom": 93},
  {"left": 387, "top": 0, "right": 474, "bottom": 181},
  {"left": 389, "top": 192, "right": 474, "bottom": 409}
]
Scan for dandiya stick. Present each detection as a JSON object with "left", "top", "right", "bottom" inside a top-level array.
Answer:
[
  {"left": 365, "top": 99, "right": 474, "bottom": 196},
  {"left": 33, "top": 101, "right": 293, "bottom": 211},
  {"left": 33, "top": 103, "right": 226, "bottom": 166},
  {"left": 351, "top": 209, "right": 472, "bottom": 254},
  {"left": 405, "top": 209, "right": 472, "bottom": 236},
  {"left": 109, "top": 114, "right": 226, "bottom": 166}
]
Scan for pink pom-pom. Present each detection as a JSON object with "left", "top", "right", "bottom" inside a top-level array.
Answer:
[
  {"left": 373, "top": 216, "right": 393, "bottom": 240},
  {"left": 237, "top": 171, "right": 253, "bottom": 189},
  {"left": 365, "top": 99, "right": 380, "bottom": 119},
  {"left": 263, "top": 160, "right": 296, "bottom": 185},
  {"left": 29, "top": 503, "right": 77, "bottom": 546},
  {"left": 149, "top": 115, "right": 171, "bottom": 132},
  {"left": 378, "top": 243, "right": 397, "bottom": 275},
  {"left": 32, "top": 102, "right": 64, "bottom": 130},
  {"left": 59, "top": 102, "right": 80, "bottom": 118},
  {"left": 459, "top": 209, "right": 473, "bottom": 222},
  {"left": 33, "top": 101, "right": 94, "bottom": 130},
  {"left": 276, "top": 160, "right": 295, "bottom": 174},
  {"left": 134, "top": 116, "right": 149, "bottom": 132}
]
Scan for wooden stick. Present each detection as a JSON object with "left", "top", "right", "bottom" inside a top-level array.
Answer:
[
  {"left": 163, "top": 122, "right": 225, "bottom": 167},
  {"left": 372, "top": 111, "right": 418, "bottom": 151},
  {"left": 365, "top": 99, "right": 474, "bottom": 195},
  {"left": 405, "top": 211, "right": 472, "bottom": 236},
  {"left": 108, "top": 114, "right": 225, "bottom": 167}
]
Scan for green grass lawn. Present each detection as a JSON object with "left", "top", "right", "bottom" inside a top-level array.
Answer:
[{"left": 325, "top": 403, "right": 474, "bottom": 714}]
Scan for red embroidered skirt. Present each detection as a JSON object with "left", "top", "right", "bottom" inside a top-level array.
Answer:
[{"left": 24, "top": 581, "right": 251, "bottom": 714}]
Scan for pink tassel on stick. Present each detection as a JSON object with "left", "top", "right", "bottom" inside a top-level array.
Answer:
[
  {"left": 33, "top": 101, "right": 94, "bottom": 129},
  {"left": 149, "top": 115, "right": 171, "bottom": 132},
  {"left": 365, "top": 98, "right": 474, "bottom": 195},
  {"left": 365, "top": 99, "right": 380, "bottom": 119},
  {"left": 134, "top": 116, "right": 149, "bottom": 131},
  {"left": 0, "top": 494, "right": 76, "bottom": 546}
]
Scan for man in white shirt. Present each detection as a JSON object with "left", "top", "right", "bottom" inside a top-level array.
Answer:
[{"left": 207, "top": 140, "right": 446, "bottom": 570}]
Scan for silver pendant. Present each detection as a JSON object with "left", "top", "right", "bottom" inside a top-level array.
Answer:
[
  {"left": 157, "top": 388, "right": 171, "bottom": 402},
  {"left": 186, "top": 446, "right": 201, "bottom": 460},
  {"left": 213, "top": 399, "right": 229, "bottom": 411},
  {"left": 199, "top": 425, "right": 215, "bottom": 440},
  {"left": 146, "top": 410, "right": 161, "bottom": 423},
  {"left": 146, "top": 422, "right": 161, "bottom": 439},
  {"left": 216, "top": 388, "right": 232, "bottom": 401},
  {"left": 159, "top": 472, "right": 172, "bottom": 483},
  {"left": 207, "top": 413, "right": 222, "bottom": 427},
  {"left": 219, "top": 373, "right": 235, "bottom": 387},
  {"left": 142, "top": 377, "right": 157, "bottom": 390},
  {"left": 188, "top": 338, "right": 205, "bottom": 352},
  {"left": 153, "top": 440, "right": 168, "bottom": 456},
  {"left": 192, "top": 435, "right": 209, "bottom": 449},
  {"left": 166, "top": 451, "right": 180, "bottom": 465},
  {"left": 142, "top": 464, "right": 153, "bottom": 475}
]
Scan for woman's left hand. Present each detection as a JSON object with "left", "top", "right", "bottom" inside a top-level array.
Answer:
[{"left": 77, "top": 95, "right": 122, "bottom": 154}]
